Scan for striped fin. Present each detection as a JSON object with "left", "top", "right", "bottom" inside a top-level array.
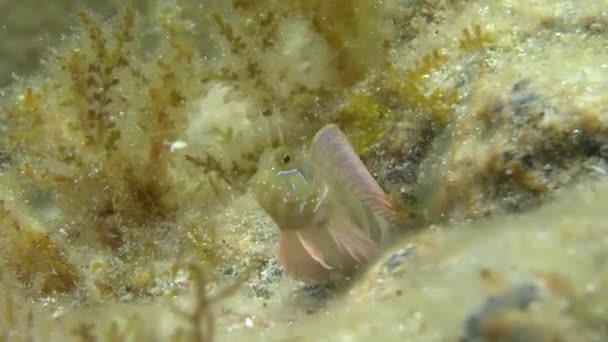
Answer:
[
  {"left": 278, "top": 230, "right": 333, "bottom": 282},
  {"left": 298, "top": 207, "right": 379, "bottom": 270},
  {"left": 310, "top": 124, "right": 404, "bottom": 227},
  {"left": 327, "top": 219, "right": 378, "bottom": 262}
]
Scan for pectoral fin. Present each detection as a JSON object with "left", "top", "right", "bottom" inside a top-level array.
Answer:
[
  {"left": 277, "top": 207, "right": 381, "bottom": 282},
  {"left": 296, "top": 232, "right": 333, "bottom": 270},
  {"left": 278, "top": 230, "right": 333, "bottom": 282},
  {"left": 298, "top": 208, "right": 380, "bottom": 269},
  {"left": 327, "top": 221, "right": 378, "bottom": 262}
]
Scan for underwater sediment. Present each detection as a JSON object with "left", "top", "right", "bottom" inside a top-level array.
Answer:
[{"left": 0, "top": 0, "right": 607, "bottom": 341}]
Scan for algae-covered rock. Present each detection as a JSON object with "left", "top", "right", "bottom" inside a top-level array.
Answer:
[
  {"left": 217, "top": 179, "right": 608, "bottom": 341},
  {"left": 0, "top": 0, "right": 607, "bottom": 341}
]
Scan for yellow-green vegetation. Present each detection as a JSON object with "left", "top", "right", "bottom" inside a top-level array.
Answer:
[
  {"left": 387, "top": 49, "right": 458, "bottom": 129},
  {"left": 0, "top": 0, "right": 413, "bottom": 329},
  {"left": 211, "top": 0, "right": 391, "bottom": 87},
  {"left": 0, "top": 4, "right": 231, "bottom": 303},
  {"left": 458, "top": 23, "right": 493, "bottom": 50},
  {"left": 334, "top": 92, "right": 397, "bottom": 155},
  {"left": 6, "top": 8, "right": 184, "bottom": 245},
  {"left": 0, "top": 200, "right": 81, "bottom": 295},
  {"left": 1, "top": 0, "right": 607, "bottom": 341},
  {"left": 0, "top": 0, "right": 497, "bottom": 302},
  {"left": 333, "top": 22, "right": 493, "bottom": 157}
]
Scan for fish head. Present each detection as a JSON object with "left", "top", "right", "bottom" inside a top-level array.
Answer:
[
  {"left": 251, "top": 145, "right": 320, "bottom": 229},
  {"left": 257, "top": 145, "right": 303, "bottom": 173}
]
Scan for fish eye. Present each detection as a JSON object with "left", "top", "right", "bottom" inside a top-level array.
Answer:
[
  {"left": 282, "top": 153, "right": 291, "bottom": 164},
  {"left": 274, "top": 147, "right": 295, "bottom": 167}
]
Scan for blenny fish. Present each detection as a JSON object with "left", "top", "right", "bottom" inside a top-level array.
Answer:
[{"left": 251, "top": 123, "right": 405, "bottom": 282}]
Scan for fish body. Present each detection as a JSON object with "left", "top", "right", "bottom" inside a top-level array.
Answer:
[{"left": 251, "top": 124, "right": 403, "bottom": 282}]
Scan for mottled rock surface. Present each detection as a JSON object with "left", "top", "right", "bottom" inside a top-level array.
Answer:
[{"left": 1, "top": 0, "right": 607, "bottom": 341}]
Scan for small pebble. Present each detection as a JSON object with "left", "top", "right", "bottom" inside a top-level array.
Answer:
[
  {"left": 244, "top": 317, "right": 255, "bottom": 328},
  {"left": 383, "top": 245, "right": 416, "bottom": 273}
]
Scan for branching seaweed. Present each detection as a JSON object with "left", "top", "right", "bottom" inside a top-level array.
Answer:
[
  {"left": 2, "top": 6, "right": 202, "bottom": 253},
  {"left": 387, "top": 49, "right": 458, "bottom": 129},
  {"left": 459, "top": 23, "right": 493, "bottom": 51},
  {"left": 172, "top": 263, "right": 251, "bottom": 342},
  {"left": 0, "top": 196, "right": 81, "bottom": 295}
]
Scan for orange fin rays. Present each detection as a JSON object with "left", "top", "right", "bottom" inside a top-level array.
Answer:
[
  {"left": 298, "top": 208, "right": 379, "bottom": 268},
  {"left": 328, "top": 221, "right": 378, "bottom": 262},
  {"left": 296, "top": 232, "right": 333, "bottom": 270},
  {"left": 278, "top": 230, "right": 331, "bottom": 281}
]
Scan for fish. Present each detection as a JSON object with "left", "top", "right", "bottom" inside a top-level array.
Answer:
[{"left": 251, "top": 123, "right": 406, "bottom": 283}]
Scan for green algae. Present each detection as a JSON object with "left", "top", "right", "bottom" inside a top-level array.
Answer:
[{"left": 0, "top": 0, "right": 608, "bottom": 341}]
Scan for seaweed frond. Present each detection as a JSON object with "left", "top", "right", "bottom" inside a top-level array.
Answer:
[
  {"left": 172, "top": 263, "right": 251, "bottom": 342},
  {"left": 0, "top": 199, "right": 81, "bottom": 295},
  {"left": 458, "top": 23, "right": 493, "bottom": 51}
]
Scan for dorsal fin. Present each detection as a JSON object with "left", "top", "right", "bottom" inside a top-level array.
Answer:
[{"left": 309, "top": 124, "right": 405, "bottom": 227}]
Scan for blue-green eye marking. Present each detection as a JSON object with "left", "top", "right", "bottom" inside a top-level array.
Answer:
[
  {"left": 277, "top": 168, "right": 308, "bottom": 190},
  {"left": 250, "top": 144, "right": 328, "bottom": 230}
]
